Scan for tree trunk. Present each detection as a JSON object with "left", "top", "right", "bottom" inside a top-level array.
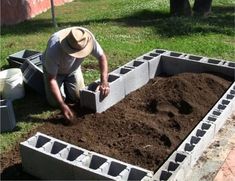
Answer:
[
  {"left": 193, "top": 0, "right": 213, "bottom": 16},
  {"left": 170, "top": 0, "right": 192, "bottom": 16}
]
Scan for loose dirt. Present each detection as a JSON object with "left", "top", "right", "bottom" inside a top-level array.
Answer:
[{"left": 0, "top": 72, "right": 232, "bottom": 179}]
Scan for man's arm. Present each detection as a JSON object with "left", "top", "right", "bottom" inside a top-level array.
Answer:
[
  {"left": 47, "top": 74, "right": 74, "bottom": 121},
  {"left": 98, "top": 53, "right": 110, "bottom": 97}
]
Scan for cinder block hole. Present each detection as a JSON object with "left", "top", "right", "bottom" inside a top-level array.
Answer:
[
  {"left": 119, "top": 68, "right": 131, "bottom": 75},
  {"left": 89, "top": 155, "right": 107, "bottom": 170},
  {"left": 108, "top": 74, "right": 120, "bottom": 83},
  {"left": 188, "top": 55, "right": 202, "bottom": 61},
  {"left": 208, "top": 59, "right": 220, "bottom": 64},
  {"left": 143, "top": 56, "right": 153, "bottom": 60},
  {"left": 27, "top": 135, "right": 50, "bottom": 148},
  {"left": 132, "top": 60, "right": 144, "bottom": 67},
  {"left": 217, "top": 104, "right": 226, "bottom": 110},
  {"left": 127, "top": 168, "right": 148, "bottom": 180},
  {"left": 208, "top": 116, "right": 217, "bottom": 122},
  {"left": 184, "top": 143, "right": 195, "bottom": 152},
  {"left": 155, "top": 50, "right": 166, "bottom": 54},
  {"left": 87, "top": 82, "right": 99, "bottom": 91},
  {"left": 201, "top": 123, "right": 211, "bottom": 130},
  {"left": 175, "top": 153, "right": 186, "bottom": 163},
  {"left": 107, "top": 161, "right": 127, "bottom": 177},
  {"left": 228, "top": 62, "right": 235, "bottom": 67},
  {"left": 212, "top": 111, "right": 221, "bottom": 116},
  {"left": 190, "top": 136, "right": 200, "bottom": 145},
  {"left": 230, "top": 90, "right": 235, "bottom": 95},
  {"left": 226, "top": 94, "right": 234, "bottom": 99},
  {"left": 50, "top": 141, "right": 67, "bottom": 154},
  {"left": 170, "top": 52, "right": 182, "bottom": 57},
  {"left": 196, "top": 129, "right": 206, "bottom": 137},
  {"left": 35, "top": 135, "right": 51, "bottom": 148},
  {"left": 222, "top": 99, "right": 230, "bottom": 105},
  {"left": 149, "top": 53, "right": 160, "bottom": 57},
  {"left": 66, "top": 147, "right": 84, "bottom": 161},
  {"left": 167, "top": 161, "right": 179, "bottom": 172},
  {"left": 159, "top": 170, "right": 172, "bottom": 181}
]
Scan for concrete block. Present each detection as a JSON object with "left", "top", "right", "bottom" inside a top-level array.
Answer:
[
  {"left": 185, "top": 54, "right": 204, "bottom": 62},
  {"left": 80, "top": 74, "right": 125, "bottom": 113},
  {"left": 224, "top": 61, "right": 235, "bottom": 68},
  {"left": 0, "top": 99, "right": 16, "bottom": 133},
  {"left": 77, "top": 149, "right": 153, "bottom": 181},
  {"left": 123, "top": 59, "right": 149, "bottom": 92},
  {"left": 20, "top": 133, "right": 76, "bottom": 180},
  {"left": 8, "top": 49, "right": 42, "bottom": 68},
  {"left": 160, "top": 55, "right": 235, "bottom": 79},
  {"left": 149, "top": 49, "right": 184, "bottom": 58},
  {"left": 111, "top": 67, "right": 136, "bottom": 95},
  {"left": 160, "top": 55, "right": 204, "bottom": 75},
  {"left": 204, "top": 58, "right": 224, "bottom": 65},
  {"left": 20, "top": 132, "right": 153, "bottom": 180},
  {"left": 177, "top": 121, "right": 215, "bottom": 168},
  {"left": 20, "top": 59, "right": 45, "bottom": 96},
  {"left": 153, "top": 151, "right": 190, "bottom": 181},
  {"left": 137, "top": 53, "right": 162, "bottom": 79},
  {"left": 204, "top": 82, "right": 235, "bottom": 134},
  {"left": 21, "top": 133, "right": 91, "bottom": 180},
  {"left": 151, "top": 49, "right": 169, "bottom": 55},
  {"left": 168, "top": 51, "right": 185, "bottom": 58}
]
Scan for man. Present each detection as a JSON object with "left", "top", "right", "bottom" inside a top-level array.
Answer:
[{"left": 42, "top": 27, "right": 110, "bottom": 122}]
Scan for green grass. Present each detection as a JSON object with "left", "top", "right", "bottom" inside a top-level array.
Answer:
[{"left": 0, "top": 0, "right": 234, "bottom": 154}]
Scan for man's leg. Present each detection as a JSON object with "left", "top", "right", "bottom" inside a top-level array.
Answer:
[{"left": 63, "top": 67, "right": 85, "bottom": 103}]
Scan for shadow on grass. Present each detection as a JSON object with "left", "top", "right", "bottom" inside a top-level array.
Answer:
[
  {"left": 148, "top": 6, "right": 235, "bottom": 37},
  {"left": 12, "top": 86, "right": 52, "bottom": 124},
  {"left": 1, "top": 18, "right": 55, "bottom": 36},
  {"left": 64, "top": 5, "right": 235, "bottom": 37},
  {"left": 68, "top": 5, "right": 233, "bottom": 37},
  {"left": 1, "top": 5, "right": 234, "bottom": 37}
]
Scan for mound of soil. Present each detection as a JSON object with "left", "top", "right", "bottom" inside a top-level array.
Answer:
[{"left": 0, "top": 72, "right": 232, "bottom": 179}]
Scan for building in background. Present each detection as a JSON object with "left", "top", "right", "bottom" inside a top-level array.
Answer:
[{"left": 1, "top": 0, "right": 73, "bottom": 26}]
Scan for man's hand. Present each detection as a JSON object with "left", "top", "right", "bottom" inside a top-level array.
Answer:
[
  {"left": 97, "top": 82, "right": 110, "bottom": 98},
  {"left": 60, "top": 104, "right": 74, "bottom": 124}
]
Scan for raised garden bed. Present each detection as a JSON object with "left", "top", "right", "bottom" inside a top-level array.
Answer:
[{"left": 0, "top": 71, "right": 232, "bottom": 180}]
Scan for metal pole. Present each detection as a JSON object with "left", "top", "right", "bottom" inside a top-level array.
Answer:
[{"left": 50, "top": 0, "right": 58, "bottom": 28}]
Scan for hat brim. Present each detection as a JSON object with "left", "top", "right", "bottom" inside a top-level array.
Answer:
[{"left": 59, "top": 27, "right": 94, "bottom": 59}]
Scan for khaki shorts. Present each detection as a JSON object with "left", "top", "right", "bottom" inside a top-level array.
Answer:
[{"left": 43, "top": 67, "right": 85, "bottom": 107}]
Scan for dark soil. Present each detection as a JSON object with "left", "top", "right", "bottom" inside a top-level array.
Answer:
[{"left": 0, "top": 72, "right": 232, "bottom": 180}]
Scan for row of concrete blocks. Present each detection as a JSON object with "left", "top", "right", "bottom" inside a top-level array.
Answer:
[
  {"left": 0, "top": 99, "right": 16, "bottom": 133},
  {"left": 80, "top": 49, "right": 235, "bottom": 113},
  {"left": 152, "top": 82, "right": 235, "bottom": 181},
  {"left": 20, "top": 132, "right": 153, "bottom": 180}
]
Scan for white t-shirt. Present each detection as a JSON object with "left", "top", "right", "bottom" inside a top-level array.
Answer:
[{"left": 42, "top": 27, "right": 104, "bottom": 75}]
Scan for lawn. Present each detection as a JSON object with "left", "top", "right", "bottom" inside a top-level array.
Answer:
[{"left": 0, "top": 0, "right": 234, "bottom": 154}]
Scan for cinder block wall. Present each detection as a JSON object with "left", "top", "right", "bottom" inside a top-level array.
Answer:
[{"left": 1, "top": 0, "right": 73, "bottom": 26}]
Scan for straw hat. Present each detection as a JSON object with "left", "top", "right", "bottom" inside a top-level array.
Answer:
[{"left": 59, "top": 27, "right": 94, "bottom": 58}]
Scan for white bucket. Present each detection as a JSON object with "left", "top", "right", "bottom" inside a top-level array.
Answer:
[{"left": 0, "top": 68, "right": 25, "bottom": 100}]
